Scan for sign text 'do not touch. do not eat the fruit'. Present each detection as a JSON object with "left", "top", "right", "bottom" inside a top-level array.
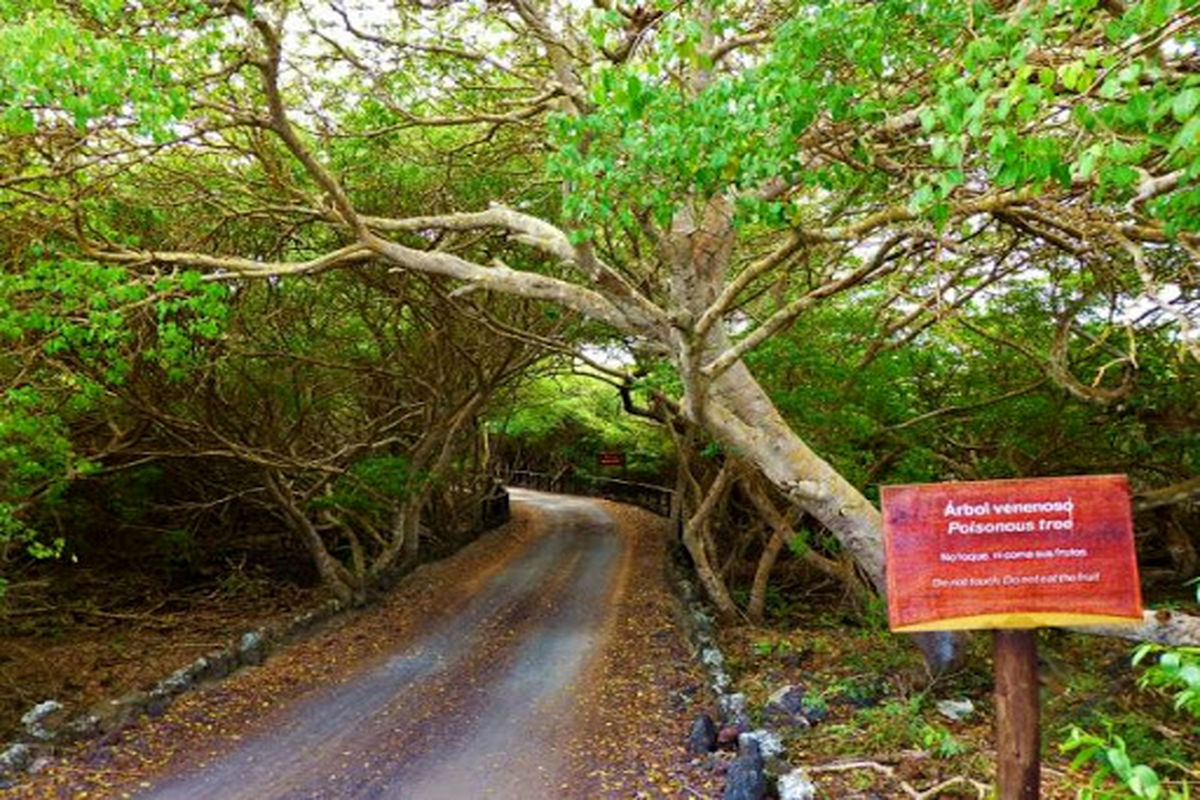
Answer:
[{"left": 882, "top": 474, "right": 1142, "bottom": 632}]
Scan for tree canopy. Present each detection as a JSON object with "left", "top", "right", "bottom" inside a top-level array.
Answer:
[{"left": 1, "top": 0, "right": 1197, "bottom": 650}]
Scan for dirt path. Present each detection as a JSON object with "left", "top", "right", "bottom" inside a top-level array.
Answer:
[{"left": 6, "top": 491, "right": 717, "bottom": 799}]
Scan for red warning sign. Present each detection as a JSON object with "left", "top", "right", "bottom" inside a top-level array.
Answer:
[{"left": 882, "top": 475, "right": 1142, "bottom": 631}]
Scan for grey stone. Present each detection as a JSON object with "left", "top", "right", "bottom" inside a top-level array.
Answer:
[
  {"left": 719, "top": 692, "right": 747, "bottom": 719},
  {"left": 701, "top": 647, "right": 725, "bottom": 669},
  {"left": 238, "top": 629, "right": 266, "bottom": 666},
  {"left": 686, "top": 714, "right": 718, "bottom": 755},
  {"left": 186, "top": 657, "right": 210, "bottom": 682},
  {"left": 778, "top": 768, "right": 817, "bottom": 800},
  {"left": 0, "top": 743, "right": 32, "bottom": 775},
  {"left": 27, "top": 756, "right": 54, "bottom": 776},
  {"left": 723, "top": 738, "right": 766, "bottom": 800},
  {"left": 201, "top": 649, "right": 234, "bottom": 682},
  {"left": 936, "top": 698, "right": 975, "bottom": 722},
  {"left": 160, "top": 669, "right": 189, "bottom": 696},
  {"left": 61, "top": 713, "right": 101, "bottom": 742},
  {"left": 21, "top": 700, "right": 64, "bottom": 741},
  {"left": 691, "top": 608, "right": 715, "bottom": 636},
  {"left": 738, "top": 729, "right": 784, "bottom": 760},
  {"left": 766, "top": 684, "right": 806, "bottom": 715},
  {"left": 145, "top": 689, "right": 172, "bottom": 718}
]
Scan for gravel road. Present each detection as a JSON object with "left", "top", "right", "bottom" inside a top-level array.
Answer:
[{"left": 137, "top": 490, "right": 628, "bottom": 800}]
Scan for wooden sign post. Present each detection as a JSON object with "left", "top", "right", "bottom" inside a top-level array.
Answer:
[{"left": 882, "top": 475, "right": 1142, "bottom": 799}]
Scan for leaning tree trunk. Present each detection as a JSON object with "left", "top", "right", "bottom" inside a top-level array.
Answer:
[
  {"left": 707, "top": 363, "right": 888, "bottom": 591},
  {"left": 263, "top": 468, "right": 360, "bottom": 604},
  {"left": 740, "top": 474, "right": 871, "bottom": 623},
  {"left": 703, "top": 363, "right": 965, "bottom": 669},
  {"left": 683, "top": 461, "right": 740, "bottom": 621},
  {"left": 665, "top": 194, "right": 964, "bottom": 670}
]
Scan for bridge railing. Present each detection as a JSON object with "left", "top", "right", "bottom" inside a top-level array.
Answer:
[{"left": 506, "top": 470, "right": 674, "bottom": 518}]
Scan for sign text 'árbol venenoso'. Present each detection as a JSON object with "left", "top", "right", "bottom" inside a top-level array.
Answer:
[{"left": 882, "top": 474, "right": 1142, "bottom": 632}]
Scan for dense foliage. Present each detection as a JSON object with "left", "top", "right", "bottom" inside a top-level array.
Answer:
[{"left": 0, "top": 0, "right": 1195, "bottom": 648}]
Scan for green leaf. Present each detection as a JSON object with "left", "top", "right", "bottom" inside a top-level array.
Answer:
[
  {"left": 1057, "top": 60, "right": 1084, "bottom": 92},
  {"left": 1128, "top": 765, "right": 1161, "bottom": 799},
  {"left": 1173, "top": 88, "right": 1200, "bottom": 123},
  {"left": 1106, "top": 745, "right": 1132, "bottom": 780}
]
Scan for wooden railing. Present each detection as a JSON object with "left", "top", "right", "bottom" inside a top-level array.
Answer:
[{"left": 506, "top": 470, "right": 674, "bottom": 517}]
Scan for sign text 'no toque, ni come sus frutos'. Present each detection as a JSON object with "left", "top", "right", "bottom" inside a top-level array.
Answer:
[{"left": 881, "top": 474, "right": 1143, "bottom": 632}]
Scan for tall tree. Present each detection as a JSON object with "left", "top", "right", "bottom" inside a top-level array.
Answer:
[{"left": 2, "top": 0, "right": 1197, "bottom": 649}]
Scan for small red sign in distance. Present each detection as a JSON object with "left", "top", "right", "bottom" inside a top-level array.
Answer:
[
  {"left": 598, "top": 451, "right": 625, "bottom": 467},
  {"left": 882, "top": 474, "right": 1142, "bottom": 632}
]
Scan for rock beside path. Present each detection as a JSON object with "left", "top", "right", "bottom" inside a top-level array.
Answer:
[
  {"left": 723, "top": 737, "right": 766, "bottom": 800},
  {"left": 686, "top": 713, "right": 718, "bottom": 755}
]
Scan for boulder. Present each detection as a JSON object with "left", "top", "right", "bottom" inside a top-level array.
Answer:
[
  {"left": 0, "top": 743, "right": 31, "bottom": 776},
  {"left": 778, "top": 768, "right": 817, "bottom": 800},
  {"left": 21, "top": 700, "right": 64, "bottom": 741},
  {"left": 767, "top": 684, "right": 806, "bottom": 715},
  {"left": 686, "top": 714, "right": 718, "bottom": 755},
  {"left": 201, "top": 649, "right": 235, "bottom": 682},
  {"left": 936, "top": 698, "right": 975, "bottom": 722},
  {"left": 159, "top": 666, "right": 194, "bottom": 695},
  {"left": 738, "top": 729, "right": 784, "bottom": 760},
  {"left": 145, "top": 689, "right": 172, "bottom": 718},
  {"left": 238, "top": 629, "right": 266, "bottom": 666},
  {"left": 723, "top": 738, "right": 766, "bottom": 800},
  {"left": 719, "top": 692, "right": 747, "bottom": 719},
  {"left": 701, "top": 647, "right": 725, "bottom": 670}
]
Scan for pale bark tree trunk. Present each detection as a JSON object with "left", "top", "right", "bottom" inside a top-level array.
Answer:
[
  {"left": 263, "top": 468, "right": 359, "bottom": 604},
  {"left": 662, "top": 194, "right": 965, "bottom": 668},
  {"left": 741, "top": 475, "right": 870, "bottom": 623},
  {"left": 703, "top": 366, "right": 966, "bottom": 668},
  {"left": 683, "top": 461, "right": 740, "bottom": 621},
  {"left": 747, "top": 522, "right": 786, "bottom": 624},
  {"left": 706, "top": 364, "right": 888, "bottom": 592},
  {"left": 666, "top": 196, "right": 891, "bottom": 595}
]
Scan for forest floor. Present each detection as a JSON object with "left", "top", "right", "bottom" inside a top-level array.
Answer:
[
  {"left": 1, "top": 491, "right": 716, "bottom": 799},
  {"left": 0, "top": 570, "right": 320, "bottom": 746},
  {"left": 718, "top": 595, "right": 1200, "bottom": 798}
]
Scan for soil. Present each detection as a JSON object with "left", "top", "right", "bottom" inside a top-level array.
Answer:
[
  {"left": 0, "top": 567, "right": 319, "bottom": 745},
  {"left": 717, "top": 596, "right": 1200, "bottom": 798}
]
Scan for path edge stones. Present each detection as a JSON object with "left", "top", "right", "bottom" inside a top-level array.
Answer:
[
  {"left": 0, "top": 489, "right": 511, "bottom": 788},
  {"left": 666, "top": 542, "right": 816, "bottom": 800}
]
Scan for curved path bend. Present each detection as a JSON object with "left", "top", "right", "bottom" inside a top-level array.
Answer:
[{"left": 139, "top": 490, "right": 631, "bottom": 800}]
